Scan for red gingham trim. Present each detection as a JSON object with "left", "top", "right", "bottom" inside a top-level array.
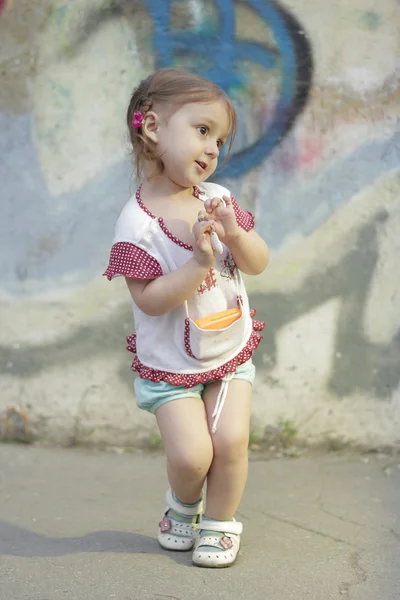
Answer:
[
  {"left": 103, "top": 242, "right": 162, "bottom": 280},
  {"left": 128, "top": 313, "right": 265, "bottom": 388},
  {"left": 136, "top": 185, "right": 193, "bottom": 251}
]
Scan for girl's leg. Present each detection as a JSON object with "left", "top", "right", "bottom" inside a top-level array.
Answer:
[
  {"left": 202, "top": 379, "right": 252, "bottom": 520},
  {"left": 156, "top": 396, "right": 214, "bottom": 504}
]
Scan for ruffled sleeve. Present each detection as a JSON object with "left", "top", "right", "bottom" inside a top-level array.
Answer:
[
  {"left": 231, "top": 196, "right": 255, "bottom": 232},
  {"left": 103, "top": 242, "right": 163, "bottom": 281}
]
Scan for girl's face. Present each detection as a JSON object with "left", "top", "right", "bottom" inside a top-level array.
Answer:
[{"left": 154, "top": 99, "right": 231, "bottom": 188}]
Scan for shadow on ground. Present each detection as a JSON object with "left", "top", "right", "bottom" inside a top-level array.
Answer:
[{"left": 0, "top": 520, "right": 191, "bottom": 566}]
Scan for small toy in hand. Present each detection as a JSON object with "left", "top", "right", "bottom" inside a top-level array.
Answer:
[{"left": 210, "top": 226, "right": 224, "bottom": 254}]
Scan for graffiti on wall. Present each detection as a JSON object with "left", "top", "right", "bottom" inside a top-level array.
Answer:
[
  {"left": 53, "top": 0, "right": 313, "bottom": 176},
  {"left": 1, "top": 0, "right": 399, "bottom": 408},
  {"left": 0, "top": 0, "right": 313, "bottom": 293},
  {"left": 141, "top": 0, "right": 313, "bottom": 176},
  {"left": 1, "top": 207, "right": 399, "bottom": 400}
]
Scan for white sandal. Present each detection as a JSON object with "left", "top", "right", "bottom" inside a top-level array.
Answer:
[
  {"left": 157, "top": 488, "right": 203, "bottom": 552},
  {"left": 192, "top": 518, "right": 243, "bottom": 568}
]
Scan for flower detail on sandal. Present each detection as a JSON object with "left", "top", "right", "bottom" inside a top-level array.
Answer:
[
  {"left": 159, "top": 516, "right": 172, "bottom": 533},
  {"left": 192, "top": 519, "right": 243, "bottom": 568},
  {"left": 220, "top": 536, "right": 233, "bottom": 550},
  {"left": 158, "top": 489, "right": 203, "bottom": 552}
]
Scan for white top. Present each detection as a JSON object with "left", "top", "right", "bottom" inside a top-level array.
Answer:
[{"left": 104, "top": 182, "right": 264, "bottom": 386}]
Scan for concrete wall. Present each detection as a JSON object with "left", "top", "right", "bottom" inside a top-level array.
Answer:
[{"left": 1, "top": 0, "right": 399, "bottom": 448}]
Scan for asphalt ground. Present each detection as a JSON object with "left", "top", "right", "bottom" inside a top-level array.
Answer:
[{"left": 0, "top": 444, "right": 399, "bottom": 600}]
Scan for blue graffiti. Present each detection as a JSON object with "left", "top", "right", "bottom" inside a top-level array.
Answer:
[{"left": 141, "top": 0, "right": 313, "bottom": 177}]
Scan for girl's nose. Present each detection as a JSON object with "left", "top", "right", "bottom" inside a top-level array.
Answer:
[{"left": 205, "top": 144, "right": 219, "bottom": 158}]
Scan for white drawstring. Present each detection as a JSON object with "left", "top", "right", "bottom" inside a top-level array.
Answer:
[
  {"left": 211, "top": 372, "right": 235, "bottom": 433},
  {"left": 195, "top": 192, "right": 236, "bottom": 433}
]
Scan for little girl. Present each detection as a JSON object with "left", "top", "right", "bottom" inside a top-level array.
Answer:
[{"left": 104, "top": 68, "right": 269, "bottom": 568}]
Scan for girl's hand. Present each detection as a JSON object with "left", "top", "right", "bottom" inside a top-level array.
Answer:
[
  {"left": 198, "top": 195, "right": 240, "bottom": 243},
  {"left": 192, "top": 219, "right": 216, "bottom": 269}
]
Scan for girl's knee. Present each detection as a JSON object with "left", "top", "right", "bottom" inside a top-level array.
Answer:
[
  {"left": 169, "top": 441, "right": 213, "bottom": 478},
  {"left": 212, "top": 429, "right": 249, "bottom": 463}
]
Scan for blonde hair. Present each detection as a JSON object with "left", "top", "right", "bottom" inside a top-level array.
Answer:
[{"left": 127, "top": 68, "right": 237, "bottom": 179}]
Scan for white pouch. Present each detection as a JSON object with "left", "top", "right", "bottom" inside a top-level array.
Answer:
[
  {"left": 184, "top": 297, "right": 250, "bottom": 362},
  {"left": 185, "top": 191, "right": 252, "bottom": 361}
]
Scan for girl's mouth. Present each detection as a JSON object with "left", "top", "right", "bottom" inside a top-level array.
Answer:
[{"left": 195, "top": 161, "right": 207, "bottom": 171}]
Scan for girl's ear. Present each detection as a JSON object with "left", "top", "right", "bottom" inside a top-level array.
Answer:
[{"left": 142, "top": 111, "right": 159, "bottom": 143}]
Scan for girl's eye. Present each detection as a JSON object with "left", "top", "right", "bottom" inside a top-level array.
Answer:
[
  {"left": 217, "top": 139, "right": 224, "bottom": 149},
  {"left": 197, "top": 126, "right": 208, "bottom": 136}
]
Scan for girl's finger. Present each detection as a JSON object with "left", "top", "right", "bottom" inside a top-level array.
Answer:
[
  {"left": 205, "top": 197, "right": 222, "bottom": 212},
  {"left": 193, "top": 219, "right": 215, "bottom": 237},
  {"left": 198, "top": 220, "right": 212, "bottom": 234},
  {"left": 204, "top": 219, "right": 215, "bottom": 229},
  {"left": 222, "top": 195, "right": 232, "bottom": 206},
  {"left": 204, "top": 199, "right": 214, "bottom": 213},
  {"left": 198, "top": 233, "right": 212, "bottom": 251}
]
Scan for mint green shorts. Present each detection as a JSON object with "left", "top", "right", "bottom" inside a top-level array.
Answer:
[{"left": 134, "top": 359, "right": 256, "bottom": 414}]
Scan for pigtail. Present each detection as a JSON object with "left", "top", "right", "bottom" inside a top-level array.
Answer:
[{"left": 127, "top": 86, "right": 160, "bottom": 179}]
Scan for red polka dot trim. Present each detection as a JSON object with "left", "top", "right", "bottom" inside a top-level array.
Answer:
[
  {"left": 127, "top": 313, "right": 265, "bottom": 388},
  {"left": 103, "top": 242, "right": 162, "bottom": 280},
  {"left": 249, "top": 308, "right": 264, "bottom": 331},
  {"left": 192, "top": 186, "right": 204, "bottom": 200},
  {"left": 184, "top": 318, "right": 196, "bottom": 358},
  {"left": 158, "top": 218, "right": 193, "bottom": 250},
  {"left": 193, "top": 187, "right": 254, "bottom": 232},
  {"left": 136, "top": 185, "right": 193, "bottom": 251},
  {"left": 126, "top": 333, "right": 137, "bottom": 353},
  {"left": 231, "top": 196, "right": 254, "bottom": 232},
  {"left": 135, "top": 186, "right": 155, "bottom": 218},
  {"left": 253, "top": 319, "right": 265, "bottom": 331}
]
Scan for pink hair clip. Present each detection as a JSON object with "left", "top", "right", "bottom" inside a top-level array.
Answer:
[{"left": 132, "top": 111, "right": 144, "bottom": 129}]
